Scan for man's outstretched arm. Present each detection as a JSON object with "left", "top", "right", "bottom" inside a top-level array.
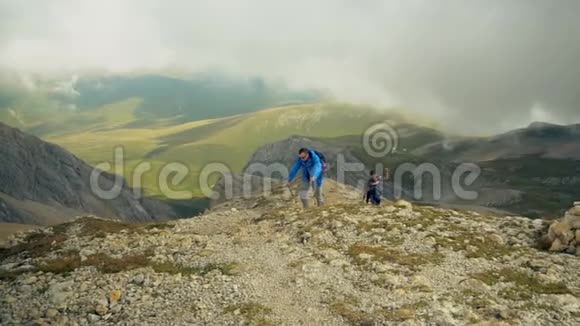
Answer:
[{"left": 288, "top": 159, "right": 301, "bottom": 183}]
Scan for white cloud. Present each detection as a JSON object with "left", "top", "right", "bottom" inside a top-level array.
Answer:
[
  {"left": 52, "top": 75, "right": 80, "bottom": 97},
  {"left": 1, "top": 0, "right": 579, "bottom": 133}
]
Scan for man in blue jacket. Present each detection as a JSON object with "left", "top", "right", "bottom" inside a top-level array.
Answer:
[{"left": 287, "top": 148, "right": 324, "bottom": 208}]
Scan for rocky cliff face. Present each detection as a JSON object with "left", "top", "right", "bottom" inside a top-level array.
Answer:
[
  {"left": 1, "top": 186, "right": 578, "bottom": 325},
  {"left": 0, "top": 122, "right": 178, "bottom": 225}
]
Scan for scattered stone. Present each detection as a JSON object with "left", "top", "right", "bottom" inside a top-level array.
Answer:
[
  {"left": 47, "top": 281, "right": 74, "bottom": 305},
  {"left": 432, "top": 308, "right": 456, "bottom": 326},
  {"left": 87, "top": 314, "right": 100, "bottom": 323},
  {"left": 394, "top": 199, "right": 413, "bottom": 209},
  {"left": 550, "top": 239, "right": 569, "bottom": 252},
  {"left": 411, "top": 275, "right": 432, "bottom": 290},
  {"left": 0, "top": 262, "right": 18, "bottom": 270},
  {"left": 358, "top": 253, "right": 374, "bottom": 260},
  {"left": 329, "top": 259, "right": 349, "bottom": 267},
  {"left": 22, "top": 276, "right": 38, "bottom": 285},
  {"left": 95, "top": 304, "right": 108, "bottom": 316},
  {"left": 547, "top": 294, "right": 579, "bottom": 311},
  {"left": 461, "top": 279, "right": 490, "bottom": 292},
  {"left": 111, "top": 305, "right": 123, "bottom": 314},
  {"left": 300, "top": 232, "right": 312, "bottom": 244},
  {"left": 374, "top": 264, "right": 390, "bottom": 273},
  {"left": 45, "top": 309, "right": 58, "bottom": 319},
  {"left": 543, "top": 205, "right": 580, "bottom": 253},
  {"left": 4, "top": 295, "right": 17, "bottom": 304},
  {"left": 488, "top": 234, "right": 505, "bottom": 246},
  {"left": 133, "top": 274, "right": 145, "bottom": 285},
  {"left": 319, "top": 248, "right": 341, "bottom": 260},
  {"left": 0, "top": 194, "right": 578, "bottom": 325},
  {"left": 109, "top": 290, "right": 122, "bottom": 304},
  {"left": 31, "top": 319, "right": 50, "bottom": 326},
  {"left": 19, "top": 284, "right": 32, "bottom": 293}
]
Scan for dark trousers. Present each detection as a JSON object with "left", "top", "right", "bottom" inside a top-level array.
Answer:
[{"left": 366, "top": 189, "right": 381, "bottom": 205}]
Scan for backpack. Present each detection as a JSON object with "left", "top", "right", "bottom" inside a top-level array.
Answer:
[
  {"left": 312, "top": 149, "right": 329, "bottom": 171},
  {"left": 312, "top": 150, "right": 326, "bottom": 164}
]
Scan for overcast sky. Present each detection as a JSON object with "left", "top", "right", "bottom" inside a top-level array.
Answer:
[{"left": 1, "top": 0, "right": 579, "bottom": 134}]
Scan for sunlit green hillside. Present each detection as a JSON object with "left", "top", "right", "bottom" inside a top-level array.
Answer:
[{"left": 44, "top": 102, "right": 402, "bottom": 197}]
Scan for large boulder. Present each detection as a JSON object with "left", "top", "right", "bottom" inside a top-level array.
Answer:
[
  {"left": 563, "top": 208, "right": 580, "bottom": 228},
  {"left": 543, "top": 202, "right": 580, "bottom": 254}
]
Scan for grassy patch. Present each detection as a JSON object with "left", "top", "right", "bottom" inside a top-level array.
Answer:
[
  {"left": 348, "top": 243, "right": 443, "bottom": 270},
  {"left": 34, "top": 248, "right": 241, "bottom": 278},
  {"left": 87, "top": 253, "right": 152, "bottom": 273},
  {"left": 220, "top": 262, "right": 243, "bottom": 276},
  {"left": 38, "top": 251, "right": 153, "bottom": 274},
  {"left": 0, "top": 228, "right": 68, "bottom": 260},
  {"left": 152, "top": 262, "right": 240, "bottom": 276},
  {"left": 74, "top": 217, "right": 177, "bottom": 237},
  {"left": 73, "top": 217, "right": 141, "bottom": 238},
  {"left": 471, "top": 268, "right": 570, "bottom": 300},
  {"left": 400, "top": 208, "right": 441, "bottom": 229},
  {"left": 381, "top": 303, "right": 427, "bottom": 322},
  {"left": 460, "top": 289, "right": 497, "bottom": 309},
  {"left": 330, "top": 302, "right": 374, "bottom": 325},
  {"left": 46, "top": 103, "right": 398, "bottom": 197},
  {"left": 37, "top": 255, "right": 82, "bottom": 275},
  {"left": 0, "top": 218, "right": 178, "bottom": 262},
  {"left": 225, "top": 302, "right": 273, "bottom": 326},
  {"left": 0, "top": 269, "right": 22, "bottom": 282},
  {"left": 432, "top": 230, "right": 517, "bottom": 259}
]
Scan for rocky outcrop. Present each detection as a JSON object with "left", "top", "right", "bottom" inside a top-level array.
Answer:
[
  {"left": 0, "top": 122, "right": 180, "bottom": 225},
  {"left": 543, "top": 202, "right": 580, "bottom": 255},
  {"left": 1, "top": 192, "right": 579, "bottom": 325}
]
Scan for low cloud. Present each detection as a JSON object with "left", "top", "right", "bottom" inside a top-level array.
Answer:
[{"left": 1, "top": 0, "right": 579, "bottom": 134}]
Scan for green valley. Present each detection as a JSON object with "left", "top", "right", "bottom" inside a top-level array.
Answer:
[{"left": 37, "top": 102, "right": 402, "bottom": 197}]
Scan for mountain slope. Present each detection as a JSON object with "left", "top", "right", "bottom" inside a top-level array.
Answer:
[
  {"left": 0, "top": 122, "right": 182, "bottom": 225},
  {"left": 42, "top": 103, "right": 403, "bottom": 197},
  {"left": 0, "top": 72, "right": 320, "bottom": 132},
  {"left": 246, "top": 127, "right": 580, "bottom": 217},
  {"left": 413, "top": 122, "right": 580, "bottom": 161},
  {"left": 0, "top": 190, "right": 578, "bottom": 325}
]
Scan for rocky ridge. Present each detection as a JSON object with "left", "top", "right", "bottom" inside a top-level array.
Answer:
[{"left": 0, "top": 185, "right": 579, "bottom": 325}]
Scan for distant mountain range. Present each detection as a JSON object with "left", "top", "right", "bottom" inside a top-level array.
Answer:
[
  {"left": 243, "top": 123, "right": 580, "bottom": 217},
  {"left": 0, "top": 72, "right": 321, "bottom": 130},
  {"left": 413, "top": 122, "right": 580, "bottom": 161},
  {"left": 1, "top": 72, "right": 578, "bottom": 218}
]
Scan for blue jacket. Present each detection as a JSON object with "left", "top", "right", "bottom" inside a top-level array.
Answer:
[{"left": 288, "top": 150, "right": 324, "bottom": 186}]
